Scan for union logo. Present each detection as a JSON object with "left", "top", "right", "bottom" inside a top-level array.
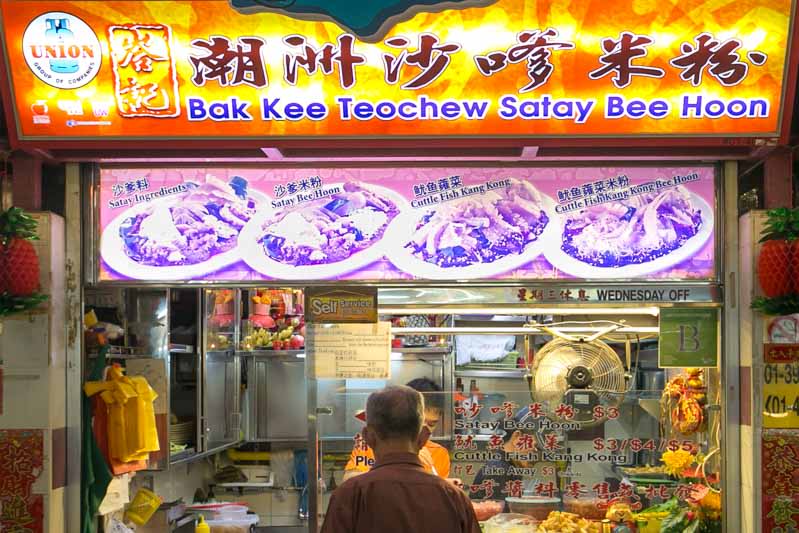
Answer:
[{"left": 22, "top": 12, "right": 102, "bottom": 89}]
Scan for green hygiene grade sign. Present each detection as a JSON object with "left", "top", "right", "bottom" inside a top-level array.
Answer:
[{"left": 658, "top": 308, "right": 719, "bottom": 368}]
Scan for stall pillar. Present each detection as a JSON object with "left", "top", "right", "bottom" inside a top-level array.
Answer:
[
  {"left": 9, "top": 152, "right": 42, "bottom": 211},
  {"left": 763, "top": 146, "right": 794, "bottom": 208},
  {"left": 739, "top": 210, "right": 799, "bottom": 533},
  {"left": 739, "top": 211, "right": 762, "bottom": 533},
  {"left": 0, "top": 212, "right": 68, "bottom": 533}
]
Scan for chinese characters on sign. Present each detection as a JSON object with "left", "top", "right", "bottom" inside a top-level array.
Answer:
[
  {"left": 183, "top": 29, "right": 770, "bottom": 93},
  {"left": 108, "top": 24, "right": 180, "bottom": 117},
  {"left": 283, "top": 34, "right": 365, "bottom": 89},
  {"left": 111, "top": 177, "right": 150, "bottom": 197},
  {"left": 765, "top": 344, "right": 799, "bottom": 364},
  {"left": 671, "top": 33, "right": 767, "bottom": 87},
  {"left": 762, "top": 432, "right": 799, "bottom": 532},
  {"left": 412, "top": 175, "right": 462, "bottom": 198},
  {"left": 555, "top": 174, "right": 631, "bottom": 204},
  {"left": 452, "top": 388, "right": 713, "bottom": 514},
  {"left": 589, "top": 32, "right": 663, "bottom": 88},
  {"left": 475, "top": 29, "right": 574, "bottom": 92},
  {"left": 190, "top": 35, "right": 268, "bottom": 88},
  {"left": 274, "top": 175, "right": 323, "bottom": 199},
  {"left": 383, "top": 33, "right": 460, "bottom": 89}
]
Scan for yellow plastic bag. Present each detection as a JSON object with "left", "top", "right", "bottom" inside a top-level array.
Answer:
[
  {"left": 85, "top": 364, "right": 160, "bottom": 464},
  {"left": 125, "top": 488, "right": 161, "bottom": 525},
  {"left": 126, "top": 375, "right": 159, "bottom": 459}
]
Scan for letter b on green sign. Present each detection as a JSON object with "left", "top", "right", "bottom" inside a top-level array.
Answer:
[{"left": 659, "top": 308, "right": 719, "bottom": 367}]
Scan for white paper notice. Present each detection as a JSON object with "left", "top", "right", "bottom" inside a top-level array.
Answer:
[{"left": 308, "top": 322, "right": 391, "bottom": 379}]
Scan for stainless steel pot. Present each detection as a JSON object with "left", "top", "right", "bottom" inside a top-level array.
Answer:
[{"left": 637, "top": 369, "right": 665, "bottom": 392}]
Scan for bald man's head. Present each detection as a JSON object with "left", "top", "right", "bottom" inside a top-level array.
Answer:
[{"left": 365, "top": 385, "right": 425, "bottom": 443}]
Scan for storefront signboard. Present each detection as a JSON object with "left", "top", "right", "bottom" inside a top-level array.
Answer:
[
  {"left": 0, "top": 0, "right": 795, "bottom": 142},
  {"left": 96, "top": 165, "right": 716, "bottom": 283},
  {"left": 658, "top": 308, "right": 719, "bottom": 367},
  {"left": 306, "top": 322, "right": 391, "bottom": 379},
  {"left": 305, "top": 287, "right": 377, "bottom": 324}
]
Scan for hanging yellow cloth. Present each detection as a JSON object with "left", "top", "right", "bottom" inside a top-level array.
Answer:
[{"left": 84, "top": 364, "right": 160, "bottom": 464}]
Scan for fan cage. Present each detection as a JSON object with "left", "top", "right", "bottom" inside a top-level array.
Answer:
[{"left": 530, "top": 337, "right": 628, "bottom": 420}]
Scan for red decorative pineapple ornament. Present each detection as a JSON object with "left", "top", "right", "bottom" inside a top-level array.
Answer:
[
  {"left": 0, "top": 207, "right": 47, "bottom": 316},
  {"left": 753, "top": 208, "right": 799, "bottom": 315},
  {"left": 758, "top": 239, "right": 793, "bottom": 297}
]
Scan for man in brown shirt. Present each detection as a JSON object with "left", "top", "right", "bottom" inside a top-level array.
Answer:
[{"left": 321, "top": 385, "right": 480, "bottom": 533}]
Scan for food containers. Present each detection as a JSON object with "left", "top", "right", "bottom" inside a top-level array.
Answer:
[
  {"left": 483, "top": 513, "right": 538, "bottom": 533},
  {"left": 636, "top": 368, "right": 665, "bottom": 393},
  {"left": 472, "top": 500, "right": 505, "bottom": 521},
  {"left": 505, "top": 497, "right": 561, "bottom": 520},
  {"left": 636, "top": 511, "right": 669, "bottom": 533},
  {"left": 187, "top": 503, "right": 259, "bottom": 531},
  {"left": 205, "top": 517, "right": 258, "bottom": 533},
  {"left": 563, "top": 497, "right": 606, "bottom": 521},
  {"left": 201, "top": 505, "right": 259, "bottom": 533}
]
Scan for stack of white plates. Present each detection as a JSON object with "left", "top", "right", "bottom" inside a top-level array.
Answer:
[{"left": 169, "top": 421, "right": 195, "bottom": 445}]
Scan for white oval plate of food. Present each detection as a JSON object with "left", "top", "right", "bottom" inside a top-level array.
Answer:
[
  {"left": 385, "top": 180, "right": 558, "bottom": 280},
  {"left": 238, "top": 182, "right": 408, "bottom": 280},
  {"left": 101, "top": 175, "right": 268, "bottom": 281},
  {"left": 542, "top": 188, "right": 714, "bottom": 280}
]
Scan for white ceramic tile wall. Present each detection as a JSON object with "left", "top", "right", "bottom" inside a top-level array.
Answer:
[{"left": 145, "top": 461, "right": 216, "bottom": 504}]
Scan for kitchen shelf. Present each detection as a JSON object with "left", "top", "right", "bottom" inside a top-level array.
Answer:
[
  {"left": 169, "top": 448, "right": 199, "bottom": 466},
  {"left": 169, "top": 344, "right": 195, "bottom": 354},
  {"left": 88, "top": 346, "right": 148, "bottom": 358},
  {"left": 169, "top": 441, "right": 241, "bottom": 467},
  {"left": 217, "top": 482, "right": 275, "bottom": 494},
  {"left": 455, "top": 368, "right": 528, "bottom": 379},
  {"left": 454, "top": 315, "right": 530, "bottom": 322},
  {"left": 238, "top": 349, "right": 305, "bottom": 358},
  {"left": 205, "top": 349, "right": 236, "bottom": 357},
  {"left": 392, "top": 346, "right": 451, "bottom": 354},
  {"left": 218, "top": 472, "right": 275, "bottom": 490}
]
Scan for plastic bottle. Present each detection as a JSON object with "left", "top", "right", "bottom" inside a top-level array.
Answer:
[
  {"left": 195, "top": 515, "right": 210, "bottom": 533},
  {"left": 469, "top": 379, "right": 481, "bottom": 406},
  {"left": 454, "top": 378, "right": 465, "bottom": 435}
]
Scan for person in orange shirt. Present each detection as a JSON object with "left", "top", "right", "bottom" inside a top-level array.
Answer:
[{"left": 344, "top": 378, "right": 450, "bottom": 481}]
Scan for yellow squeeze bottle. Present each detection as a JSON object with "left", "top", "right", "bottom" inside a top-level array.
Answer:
[{"left": 195, "top": 515, "right": 210, "bottom": 533}]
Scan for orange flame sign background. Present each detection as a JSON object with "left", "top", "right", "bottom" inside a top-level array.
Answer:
[{"left": 0, "top": 0, "right": 795, "bottom": 141}]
